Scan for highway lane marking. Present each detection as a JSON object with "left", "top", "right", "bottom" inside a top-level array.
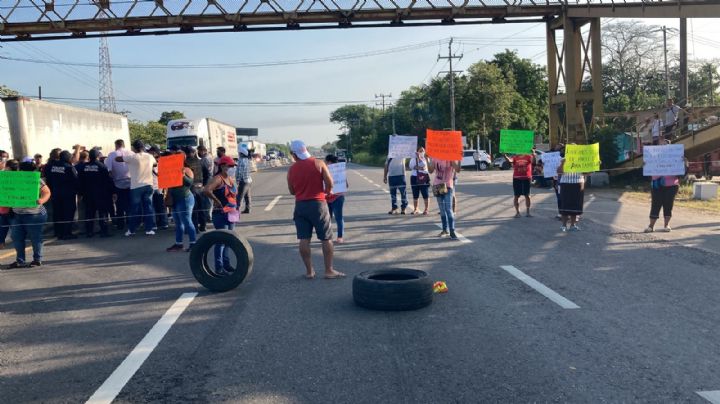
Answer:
[
  {"left": 434, "top": 224, "right": 472, "bottom": 244},
  {"left": 698, "top": 391, "right": 720, "bottom": 403},
  {"left": 264, "top": 195, "right": 283, "bottom": 211},
  {"left": 500, "top": 265, "right": 580, "bottom": 309},
  {"left": 86, "top": 292, "right": 197, "bottom": 404}
]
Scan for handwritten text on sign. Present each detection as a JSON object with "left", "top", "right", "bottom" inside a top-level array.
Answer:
[
  {"left": 157, "top": 153, "right": 184, "bottom": 189},
  {"left": 388, "top": 135, "right": 418, "bottom": 158},
  {"left": 328, "top": 162, "right": 347, "bottom": 193},
  {"left": 425, "top": 129, "right": 463, "bottom": 161},
  {"left": 564, "top": 143, "right": 601, "bottom": 173},
  {"left": 499, "top": 129, "right": 534, "bottom": 154},
  {"left": 0, "top": 171, "right": 41, "bottom": 208},
  {"left": 643, "top": 144, "right": 685, "bottom": 176},
  {"left": 541, "top": 152, "right": 562, "bottom": 178}
]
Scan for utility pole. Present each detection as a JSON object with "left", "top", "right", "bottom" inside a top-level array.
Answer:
[
  {"left": 663, "top": 26, "right": 670, "bottom": 100},
  {"left": 679, "top": 19, "right": 688, "bottom": 106},
  {"left": 375, "top": 93, "right": 391, "bottom": 112},
  {"left": 709, "top": 66, "right": 714, "bottom": 106},
  {"left": 438, "top": 37, "right": 463, "bottom": 130}
]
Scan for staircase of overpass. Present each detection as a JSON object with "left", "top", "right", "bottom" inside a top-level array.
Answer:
[{"left": 613, "top": 107, "right": 720, "bottom": 176}]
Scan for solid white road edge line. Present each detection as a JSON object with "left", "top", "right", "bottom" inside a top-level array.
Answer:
[
  {"left": 86, "top": 292, "right": 198, "bottom": 404},
  {"left": 434, "top": 224, "right": 472, "bottom": 244},
  {"left": 500, "top": 265, "right": 580, "bottom": 309},
  {"left": 698, "top": 391, "right": 720, "bottom": 403},
  {"left": 264, "top": 195, "right": 283, "bottom": 211}
]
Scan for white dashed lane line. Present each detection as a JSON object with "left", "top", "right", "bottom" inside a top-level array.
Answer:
[
  {"left": 264, "top": 195, "right": 283, "bottom": 211},
  {"left": 86, "top": 292, "right": 197, "bottom": 404},
  {"left": 698, "top": 391, "right": 720, "bottom": 403},
  {"left": 500, "top": 265, "right": 580, "bottom": 309},
  {"left": 434, "top": 223, "right": 472, "bottom": 243}
]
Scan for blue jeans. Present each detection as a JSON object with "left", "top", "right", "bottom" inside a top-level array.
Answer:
[
  {"left": 327, "top": 195, "right": 345, "bottom": 238},
  {"left": 0, "top": 214, "right": 10, "bottom": 244},
  {"left": 11, "top": 212, "right": 47, "bottom": 263},
  {"left": 173, "top": 194, "right": 196, "bottom": 245},
  {"left": 388, "top": 175, "right": 408, "bottom": 210},
  {"left": 129, "top": 185, "right": 155, "bottom": 233},
  {"left": 436, "top": 187, "right": 455, "bottom": 232},
  {"left": 212, "top": 211, "right": 235, "bottom": 270}
]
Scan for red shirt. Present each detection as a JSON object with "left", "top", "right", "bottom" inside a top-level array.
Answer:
[
  {"left": 512, "top": 155, "right": 533, "bottom": 179},
  {"left": 288, "top": 158, "right": 326, "bottom": 202}
]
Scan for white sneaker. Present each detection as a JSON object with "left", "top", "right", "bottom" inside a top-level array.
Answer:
[
  {"left": 124, "top": 230, "right": 135, "bottom": 237},
  {"left": 145, "top": 230, "right": 156, "bottom": 236},
  {"left": 661, "top": 226, "right": 672, "bottom": 232},
  {"left": 561, "top": 226, "right": 567, "bottom": 232}
]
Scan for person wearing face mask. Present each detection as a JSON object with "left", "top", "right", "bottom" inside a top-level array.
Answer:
[
  {"left": 408, "top": 146, "right": 430, "bottom": 215},
  {"left": 204, "top": 156, "right": 239, "bottom": 275},
  {"left": 45, "top": 150, "right": 79, "bottom": 240}
]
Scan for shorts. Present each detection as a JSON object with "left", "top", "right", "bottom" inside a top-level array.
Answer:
[
  {"left": 293, "top": 200, "right": 333, "bottom": 240},
  {"left": 513, "top": 178, "right": 531, "bottom": 197}
]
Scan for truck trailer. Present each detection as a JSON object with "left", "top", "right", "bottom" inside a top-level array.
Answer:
[
  {"left": 166, "top": 118, "right": 239, "bottom": 159},
  {"left": 0, "top": 97, "right": 130, "bottom": 159}
]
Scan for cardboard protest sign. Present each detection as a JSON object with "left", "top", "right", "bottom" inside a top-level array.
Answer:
[
  {"left": 388, "top": 135, "right": 418, "bottom": 158},
  {"left": 541, "top": 152, "right": 562, "bottom": 178},
  {"left": 328, "top": 162, "right": 347, "bottom": 193},
  {"left": 564, "top": 143, "right": 601, "bottom": 173},
  {"left": 643, "top": 144, "right": 685, "bottom": 176},
  {"left": 425, "top": 129, "right": 463, "bottom": 161},
  {"left": 157, "top": 153, "right": 184, "bottom": 189},
  {"left": 499, "top": 129, "right": 534, "bottom": 154},
  {"left": 0, "top": 171, "right": 41, "bottom": 208}
]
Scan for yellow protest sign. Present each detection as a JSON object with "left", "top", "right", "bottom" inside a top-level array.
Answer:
[{"left": 564, "top": 143, "right": 600, "bottom": 173}]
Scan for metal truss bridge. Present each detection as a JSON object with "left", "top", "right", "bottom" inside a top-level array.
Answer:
[{"left": 0, "top": 0, "right": 718, "bottom": 41}]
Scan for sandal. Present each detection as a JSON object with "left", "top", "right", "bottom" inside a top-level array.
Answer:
[
  {"left": 643, "top": 226, "right": 654, "bottom": 233},
  {"left": 514, "top": 213, "right": 521, "bottom": 218},
  {"left": 324, "top": 271, "right": 346, "bottom": 279},
  {"left": 422, "top": 210, "right": 429, "bottom": 215}
]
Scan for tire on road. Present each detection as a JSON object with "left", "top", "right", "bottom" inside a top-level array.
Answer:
[
  {"left": 479, "top": 162, "right": 489, "bottom": 171},
  {"left": 353, "top": 269, "right": 434, "bottom": 311},
  {"left": 189, "top": 230, "right": 254, "bottom": 293}
]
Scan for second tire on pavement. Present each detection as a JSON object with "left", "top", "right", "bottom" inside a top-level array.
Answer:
[
  {"left": 353, "top": 268, "right": 434, "bottom": 311},
  {"left": 189, "top": 229, "right": 254, "bottom": 292}
]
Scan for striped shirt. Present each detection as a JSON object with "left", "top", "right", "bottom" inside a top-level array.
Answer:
[
  {"left": 235, "top": 157, "right": 252, "bottom": 183},
  {"left": 559, "top": 172, "right": 585, "bottom": 184}
]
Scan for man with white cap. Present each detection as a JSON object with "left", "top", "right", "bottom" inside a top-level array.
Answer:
[
  {"left": 235, "top": 146, "right": 253, "bottom": 214},
  {"left": 287, "top": 139, "right": 345, "bottom": 280}
]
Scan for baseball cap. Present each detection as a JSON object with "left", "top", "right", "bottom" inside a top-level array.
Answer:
[
  {"left": 218, "top": 155, "right": 236, "bottom": 167},
  {"left": 290, "top": 140, "right": 311, "bottom": 160}
]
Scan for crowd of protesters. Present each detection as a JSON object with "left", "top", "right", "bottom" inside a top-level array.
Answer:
[{"left": 0, "top": 139, "right": 251, "bottom": 269}]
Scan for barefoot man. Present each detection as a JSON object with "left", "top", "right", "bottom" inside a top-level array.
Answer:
[{"left": 287, "top": 140, "right": 345, "bottom": 280}]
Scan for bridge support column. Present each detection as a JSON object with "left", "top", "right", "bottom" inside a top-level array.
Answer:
[{"left": 547, "top": 15, "right": 603, "bottom": 147}]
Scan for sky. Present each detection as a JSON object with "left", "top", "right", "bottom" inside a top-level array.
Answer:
[{"left": 1, "top": 17, "right": 718, "bottom": 147}]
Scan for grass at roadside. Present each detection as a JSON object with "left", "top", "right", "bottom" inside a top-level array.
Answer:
[{"left": 619, "top": 183, "right": 720, "bottom": 214}]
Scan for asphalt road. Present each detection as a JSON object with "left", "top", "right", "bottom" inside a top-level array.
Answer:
[{"left": 2, "top": 163, "right": 720, "bottom": 403}]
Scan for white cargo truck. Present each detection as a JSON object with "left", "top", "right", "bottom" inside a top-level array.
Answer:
[
  {"left": 166, "top": 118, "right": 239, "bottom": 159},
  {"left": 0, "top": 97, "right": 130, "bottom": 159}
]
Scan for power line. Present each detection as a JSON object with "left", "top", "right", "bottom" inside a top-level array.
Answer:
[{"left": 37, "top": 96, "right": 376, "bottom": 107}]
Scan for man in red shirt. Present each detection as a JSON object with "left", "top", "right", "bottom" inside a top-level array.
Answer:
[
  {"left": 504, "top": 152, "right": 535, "bottom": 218},
  {"left": 287, "top": 140, "right": 345, "bottom": 280}
]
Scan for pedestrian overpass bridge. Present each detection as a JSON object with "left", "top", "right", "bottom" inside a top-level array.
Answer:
[{"left": 1, "top": 0, "right": 718, "bottom": 147}]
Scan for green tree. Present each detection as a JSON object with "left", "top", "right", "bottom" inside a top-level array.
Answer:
[
  {"left": 129, "top": 120, "right": 166, "bottom": 146},
  {"left": 0, "top": 84, "right": 18, "bottom": 97},
  {"left": 158, "top": 111, "right": 186, "bottom": 126}
]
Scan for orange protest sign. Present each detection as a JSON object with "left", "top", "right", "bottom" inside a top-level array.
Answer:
[
  {"left": 425, "top": 129, "right": 463, "bottom": 161},
  {"left": 157, "top": 153, "right": 184, "bottom": 189}
]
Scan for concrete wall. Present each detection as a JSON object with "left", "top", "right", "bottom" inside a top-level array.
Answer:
[
  {"left": 0, "top": 101, "right": 10, "bottom": 155},
  {"left": 2, "top": 97, "right": 130, "bottom": 159}
]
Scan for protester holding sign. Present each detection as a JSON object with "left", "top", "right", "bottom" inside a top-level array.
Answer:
[
  {"left": 166, "top": 153, "right": 197, "bottom": 252},
  {"left": 429, "top": 159, "right": 460, "bottom": 240},
  {"left": 557, "top": 157, "right": 585, "bottom": 232},
  {"left": 499, "top": 129, "right": 534, "bottom": 155},
  {"left": 5, "top": 162, "right": 51, "bottom": 269},
  {"left": 644, "top": 174, "right": 680, "bottom": 233},
  {"left": 325, "top": 155, "right": 347, "bottom": 244},
  {"left": 408, "top": 147, "right": 430, "bottom": 215},
  {"left": 504, "top": 152, "right": 535, "bottom": 218},
  {"left": 0, "top": 160, "right": 19, "bottom": 249}
]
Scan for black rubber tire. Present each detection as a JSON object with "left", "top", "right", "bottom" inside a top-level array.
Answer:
[
  {"left": 502, "top": 161, "right": 512, "bottom": 170},
  {"left": 479, "top": 162, "right": 488, "bottom": 171},
  {"left": 353, "top": 269, "right": 434, "bottom": 311},
  {"left": 189, "top": 229, "right": 254, "bottom": 293}
]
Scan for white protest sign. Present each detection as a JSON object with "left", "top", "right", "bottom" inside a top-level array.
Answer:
[
  {"left": 328, "top": 162, "right": 347, "bottom": 193},
  {"left": 643, "top": 144, "right": 685, "bottom": 176},
  {"left": 541, "top": 152, "right": 562, "bottom": 178},
  {"left": 388, "top": 135, "right": 417, "bottom": 158}
]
